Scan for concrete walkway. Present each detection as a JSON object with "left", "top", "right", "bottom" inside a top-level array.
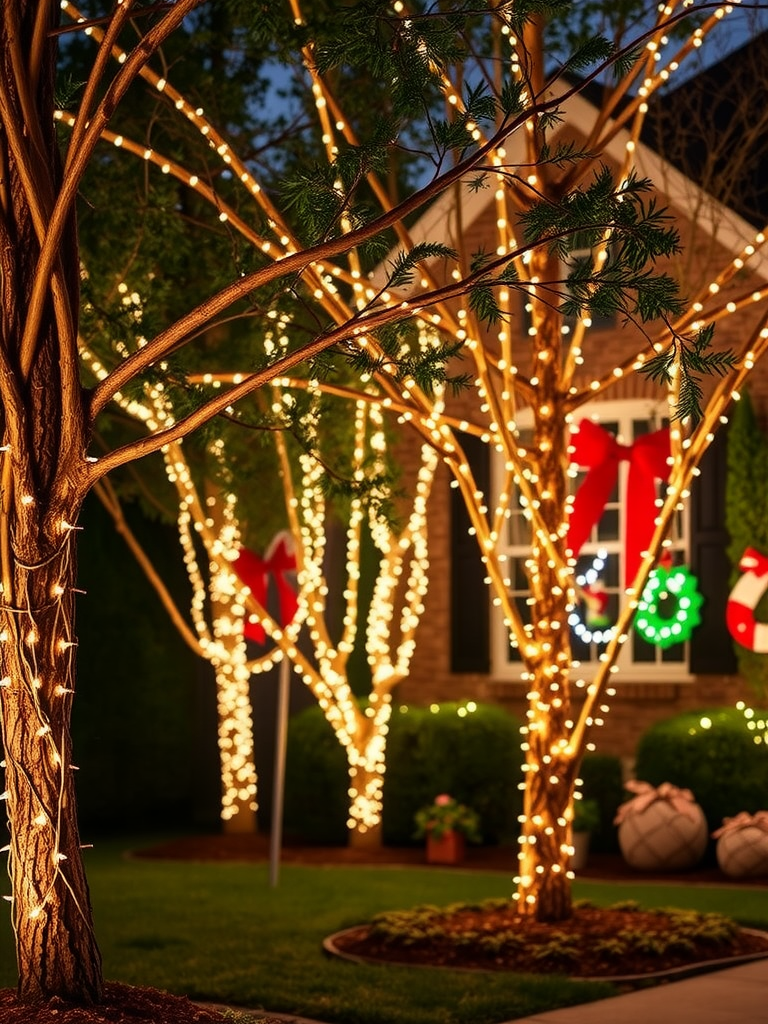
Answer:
[
  {"left": 212, "top": 957, "right": 768, "bottom": 1023},
  {"left": 507, "top": 958, "right": 768, "bottom": 1024}
]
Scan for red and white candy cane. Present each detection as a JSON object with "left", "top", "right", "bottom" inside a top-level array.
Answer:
[{"left": 726, "top": 547, "right": 768, "bottom": 653}]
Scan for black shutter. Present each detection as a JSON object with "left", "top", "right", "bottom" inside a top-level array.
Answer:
[
  {"left": 450, "top": 435, "right": 490, "bottom": 673},
  {"left": 688, "top": 427, "right": 737, "bottom": 674}
]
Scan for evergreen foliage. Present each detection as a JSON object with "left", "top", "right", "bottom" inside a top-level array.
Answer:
[
  {"left": 74, "top": 495, "right": 216, "bottom": 831},
  {"left": 578, "top": 754, "right": 624, "bottom": 853},
  {"left": 725, "top": 391, "right": 768, "bottom": 699},
  {"left": 634, "top": 708, "right": 768, "bottom": 835},
  {"left": 283, "top": 702, "right": 523, "bottom": 846}
]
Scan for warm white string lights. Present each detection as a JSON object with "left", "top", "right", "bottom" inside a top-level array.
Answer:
[
  {"left": 79, "top": 336, "right": 265, "bottom": 826},
  {"left": 63, "top": 0, "right": 768, "bottom": 899}
]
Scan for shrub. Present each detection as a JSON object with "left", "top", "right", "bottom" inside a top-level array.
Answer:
[
  {"left": 633, "top": 707, "right": 768, "bottom": 833},
  {"left": 283, "top": 705, "right": 349, "bottom": 845},
  {"left": 578, "top": 754, "right": 624, "bottom": 853},
  {"left": 383, "top": 702, "right": 523, "bottom": 845},
  {"left": 283, "top": 701, "right": 523, "bottom": 845}
]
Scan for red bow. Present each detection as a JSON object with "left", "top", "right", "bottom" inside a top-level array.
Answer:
[
  {"left": 567, "top": 419, "right": 670, "bottom": 589},
  {"left": 234, "top": 531, "right": 298, "bottom": 645}
]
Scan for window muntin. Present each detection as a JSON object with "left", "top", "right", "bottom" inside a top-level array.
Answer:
[{"left": 491, "top": 400, "right": 690, "bottom": 681}]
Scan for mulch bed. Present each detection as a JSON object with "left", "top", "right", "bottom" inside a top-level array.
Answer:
[
  {"left": 130, "top": 831, "right": 768, "bottom": 887},
  {"left": 0, "top": 983, "right": 236, "bottom": 1024},
  {"left": 327, "top": 904, "right": 768, "bottom": 980}
]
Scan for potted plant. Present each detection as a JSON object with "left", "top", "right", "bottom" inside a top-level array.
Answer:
[
  {"left": 414, "top": 794, "right": 481, "bottom": 864},
  {"left": 571, "top": 797, "right": 600, "bottom": 871}
]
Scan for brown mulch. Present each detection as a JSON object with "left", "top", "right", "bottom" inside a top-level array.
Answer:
[
  {"left": 329, "top": 904, "right": 768, "bottom": 979},
  {"left": 130, "top": 831, "right": 768, "bottom": 887},
  {"left": 0, "top": 983, "right": 238, "bottom": 1024}
]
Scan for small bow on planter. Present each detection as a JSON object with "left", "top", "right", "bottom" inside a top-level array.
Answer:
[
  {"left": 712, "top": 811, "right": 768, "bottom": 838},
  {"left": 614, "top": 780, "right": 700, "bottom": 825}
]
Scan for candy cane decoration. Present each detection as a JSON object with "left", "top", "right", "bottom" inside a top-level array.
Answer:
[{"left": 726, "top": 548, "right": 768, "bottom": 653}]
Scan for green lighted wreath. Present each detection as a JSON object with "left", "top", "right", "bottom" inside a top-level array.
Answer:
[{"left": 634, "top": 565, "right": 704, "bottom": 649}]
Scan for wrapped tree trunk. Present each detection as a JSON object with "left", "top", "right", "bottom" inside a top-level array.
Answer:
[
  {"left": 345, "top": 712, "right": 389, "bottom": 849},
  {"left": 1, "top": 527, "right": 102, "bottom": 1003},
  {"left": 515, "top": 249, "right": 579, "bottom": 922},
  {"left": 203, "top": 481, "right": 258, "bottom": 833},
  {"left": 0, "top": 1, "right": 102, "bottom": 1000}
]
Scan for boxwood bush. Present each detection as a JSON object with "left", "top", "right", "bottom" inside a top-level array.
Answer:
[
  {"left": 283, "top": 704, "right": 349, "bottom": 845},
  {"left": 633, "top": 707, "right": 768, "bottom": 833},
  {"left": 578, "top": 754, "right": 624, "bottom": 853},
  {"left": 383, "top": 702, "right": 523, "bottom": 845},
  {"left": 283, "top": 701, "right": 523, "bottom": 846}
]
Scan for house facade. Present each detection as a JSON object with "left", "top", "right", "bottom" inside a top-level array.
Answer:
[{"left": 393, "top": 78, "right": 768, "bottom": 768}]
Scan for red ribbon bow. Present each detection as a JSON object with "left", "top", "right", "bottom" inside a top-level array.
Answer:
[
  {"left": 234, "top": 531, "right": 298, "bottom": 645},
  {"left": 567, "top": 419, "right": 671, "bottom": 589}
]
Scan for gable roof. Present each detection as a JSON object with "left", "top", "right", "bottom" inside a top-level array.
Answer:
[{"left": 374, "top": 80, "right": 768, "bottom": 290}]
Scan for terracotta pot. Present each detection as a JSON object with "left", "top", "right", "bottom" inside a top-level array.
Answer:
[
  {"left": 618, "top": 798, "right": 707, "bottom": 871},
  {"left": 716, "top": 826, "right": 768, "bottom": 878},
  {"left": 426, "top": 830, "right": 466, "bottom": 864}
]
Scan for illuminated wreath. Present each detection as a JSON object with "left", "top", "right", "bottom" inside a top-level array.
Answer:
[
  {"left": 568, "top": 548, "right": 616, "bottom": 645},
  {"left": 634, "top": 565, "right": 703, "bottom": 648}
]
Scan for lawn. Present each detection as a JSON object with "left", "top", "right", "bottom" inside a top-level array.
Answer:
[{"left": 1, "top": 836, "right": 766, "bottom": 1024}]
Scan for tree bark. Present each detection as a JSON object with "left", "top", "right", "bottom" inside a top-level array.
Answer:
[
  {"left": 0, "top": 2, "right": 103, "bottom": 999},
  {"left": 0, "top": 530, "right": 102, "bottom": 1003}
]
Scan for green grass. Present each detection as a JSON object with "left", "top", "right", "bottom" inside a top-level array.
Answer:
[{"left": 1, "top": 836, "right": 766, "bottom": 1024}]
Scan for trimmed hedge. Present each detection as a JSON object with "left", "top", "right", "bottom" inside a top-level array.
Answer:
[
  {"left": 633, "top": 707, "right": 768, "bottom": 833},
  {"left": 283, "top": 704, "right": 349, "bottom": 845},
  {"left": 283, "top": 702, "right": 523, "bottom": 846},
  {"left": 578, "top": 754, "right": 624, "bottom": 853},
  {"left": 383, "top": 703, "right": 523, "bottom": 845},
  {"left": 74, "top": 493, "right": 215, "bottom": 831}
]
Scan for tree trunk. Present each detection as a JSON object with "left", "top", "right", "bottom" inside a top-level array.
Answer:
[
  {"left": 0, "top": 3, "right": 103, "bottom": 998},
  {"left": 0, "top": 530, "right": 102, "bottom": 1003},
  {"left": 204, "top": 483, "right": 258, "bottom": 833},
  {"left": 213, "top": 661, "right": 258, "bottom": 833},
  {"left": 346, "top": 748, "right": 386, "bottom": 849},
  {"left": 515, "top": 247, "right": 578, "bottom": 922}
]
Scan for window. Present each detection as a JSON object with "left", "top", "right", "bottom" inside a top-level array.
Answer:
[{"left": 491, "top": 399, "right": 691, "bottom": 682}]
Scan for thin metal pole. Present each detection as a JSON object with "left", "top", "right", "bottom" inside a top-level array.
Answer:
[{"left": 269, "top": 655, "right": 291, "bottom": 887}]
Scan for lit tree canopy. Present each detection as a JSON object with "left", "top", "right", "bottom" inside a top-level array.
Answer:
[{"left": 0, "top": 0, "right": 758, "bottom": 1007}]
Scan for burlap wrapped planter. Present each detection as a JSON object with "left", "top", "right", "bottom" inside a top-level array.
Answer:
[
  {"left": 714, "top": 813, "right": 768, "bottom": 879},
  {"left": 615, "top": 781, "right": 708, "bottom": 872}
]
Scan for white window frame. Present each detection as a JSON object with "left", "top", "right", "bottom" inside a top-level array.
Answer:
[{"left": 491, "top": 398, "right": 694, "bottom": 683}]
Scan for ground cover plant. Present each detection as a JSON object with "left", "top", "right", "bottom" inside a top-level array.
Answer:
[
  {"left": 332, "top": 897, "right": 768, "bottom": 977},
  {"left": 1, "top": 839, "right": 766, "bottom": 1024}
]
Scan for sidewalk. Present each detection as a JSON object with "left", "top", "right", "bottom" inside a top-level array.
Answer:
[{"left": 507, "top": 958, "right": 767, "bottom": 1024}]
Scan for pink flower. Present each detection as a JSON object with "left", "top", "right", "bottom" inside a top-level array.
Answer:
[{"left": 435, "top": 794, "right": 453, "bottom": 806}]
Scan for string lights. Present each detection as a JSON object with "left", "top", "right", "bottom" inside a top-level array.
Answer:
[
  {"left": 634, "top": 565, "right": 704, "bottom": 648},
  {"left": 62, "top": 0, "right": 768, "bottom": 908}
]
